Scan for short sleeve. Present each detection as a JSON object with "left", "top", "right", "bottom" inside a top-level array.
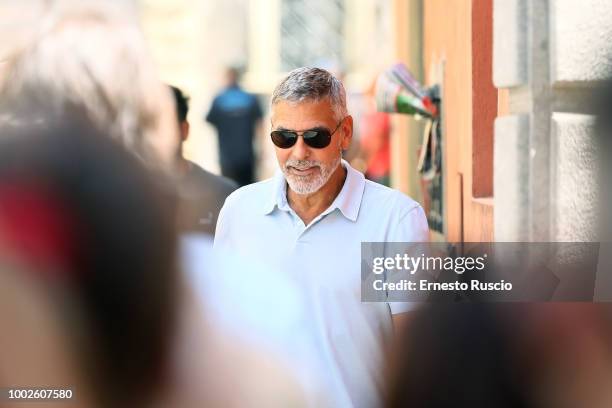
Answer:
[
  {"left": 389, "top": 203, "right": 429, "bottom": 242},
  {"left": 396, "top": 204, "right": 429, "bottom": 242}
]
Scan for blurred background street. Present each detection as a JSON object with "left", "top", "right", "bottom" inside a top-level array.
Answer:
[{"left": 137, "top": 0, "right": 396, "bottom": 180}]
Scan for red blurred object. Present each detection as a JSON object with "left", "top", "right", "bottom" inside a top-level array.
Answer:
[
  {"left": 360, "top": 111, "right": 391, "bottom": 182},
  {"left": 422, "top": 96, "right": 438, "bottom": 117},
  {"left": 0, "top": 183, "right": 83, "bottom": 277}
]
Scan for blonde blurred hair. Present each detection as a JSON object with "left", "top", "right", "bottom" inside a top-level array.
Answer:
[{"left": 0, "top": 0, "right": 178, "bottom": 170}]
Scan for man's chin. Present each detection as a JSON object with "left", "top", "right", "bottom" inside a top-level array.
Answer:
[{"left": 286, "top": 177, "right": 323, "bottom": 195}]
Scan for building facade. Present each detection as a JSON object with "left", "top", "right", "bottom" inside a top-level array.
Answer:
[{"left": 391, "top": 0, "right": 609, "bottom": 242}]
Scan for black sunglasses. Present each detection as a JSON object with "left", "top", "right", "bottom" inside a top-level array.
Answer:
[{"left": 270, "top": 119, "right": 344, "bottom": 149}]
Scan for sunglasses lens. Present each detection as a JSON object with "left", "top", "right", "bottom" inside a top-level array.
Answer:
[
  {"left": 271, "top": 131, "right": 297, "bottom": 148},
  {"left": 303, "top": 130, "right": 331, "bottom": 148},
  {"left": 271, "top": 129, "right": 333, "bottom": 149}
]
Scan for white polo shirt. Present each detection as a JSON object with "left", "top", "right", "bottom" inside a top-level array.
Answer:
[{"left": 214, "top": 160, "right": 429, "bottom": 408}]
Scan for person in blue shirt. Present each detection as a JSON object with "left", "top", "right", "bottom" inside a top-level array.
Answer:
[{"left": 206, "top": 67, "right": 263, "bottom": 186}]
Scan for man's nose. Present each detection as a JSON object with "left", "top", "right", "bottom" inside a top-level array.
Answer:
[{"left": 290, "top": 135, "right": 310, "bottom": 160}]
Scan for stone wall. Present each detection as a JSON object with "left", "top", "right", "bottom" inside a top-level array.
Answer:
[{"left": 493, "top": 0, "right": 610, "bottom": 241}]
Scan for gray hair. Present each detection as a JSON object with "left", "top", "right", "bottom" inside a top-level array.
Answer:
[
  {"left": 271, "top": 67, "right": 348, "bottom": 121},
  {"left": 0, "top": 0, "right": 178, "bottom": 171}
]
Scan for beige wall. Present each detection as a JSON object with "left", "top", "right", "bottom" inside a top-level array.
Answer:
[
  {"left": 139, "top": 0, "right": 249, "bottom": 174},
  {"left": 422, "top": 0, "right": 494, "bottom": 242},
  {"left": 141, "top": 0, "right": 396, "bottom": 180},
  {"left": 390, "top": 0, "right": 424, "bottom": 204}
]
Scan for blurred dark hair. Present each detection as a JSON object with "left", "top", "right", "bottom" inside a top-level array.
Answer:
[
  {"left": 386, "top": 305, "right": 530, "bottom": 408},
  {"left": 226, "top": 65, "right": 243, "bottom": 84},
  {"left": 0, "top": 107, "right": 178, "bottom": 407},
  {"left": 169, "top": 85, "right": 189, "bottom": 123},
  {"left": 387, "top": 303, "right": 612, "bottom": 408}
]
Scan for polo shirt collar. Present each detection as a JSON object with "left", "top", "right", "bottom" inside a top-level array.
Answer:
[{"left": 263, "top": 159, "right": 366, "bottom": 222}]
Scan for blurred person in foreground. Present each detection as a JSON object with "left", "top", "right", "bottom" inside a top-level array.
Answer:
[
  {"left": 385, "top": 304, "right": 612, "bottom": 408},
  {"left": 0, "top": 2, "right": 318, "bottom": 406},
  {"left": 205, "top": 66, "right": 263, "bottom": 186},
  {"left": 0, "top": 109, "right": 178, "bottom": 408},
  {"left": 215, "top": 67, "right": 430, "bottom": 408},
  {"left": 0, "top": 3, "right": 180, "bottom": 403},
  {"left": 0, "top": 0, "right": 179, "bottom": 172},
  {"left": 170, "top": 85, "right": 237, "bottom": 236},
  {"left": 0, "top": 109, "right": 308, "bottom": 408}
]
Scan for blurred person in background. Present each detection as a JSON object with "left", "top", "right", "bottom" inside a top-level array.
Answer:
[
  {"left": 0, "top": 109, "right": 178, "bottom": 408},
  {"left": 170, "top": 85, "right": 237, "bottom": 236},
  {"left": 215, "top": 67, "right": 429, "bottom": 408},
  {"left": 206, "top": 65, "right": 263, "bottom": 186},
  {"left": 352, "top": 78, "right": 391, "bottom": 186}
]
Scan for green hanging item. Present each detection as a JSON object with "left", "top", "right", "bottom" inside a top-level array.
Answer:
[{"left": 375, "top": 63, "right": 438, "bottom": 118}]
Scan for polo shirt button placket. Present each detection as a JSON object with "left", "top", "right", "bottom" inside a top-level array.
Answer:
[
  {"left": 288, "top": 211, "right": 305, "bottom": 243},
  {"left": 296, "top": 222, "right": 306, "bottom": 243}
]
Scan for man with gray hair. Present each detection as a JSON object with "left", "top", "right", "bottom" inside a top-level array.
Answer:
[{"left": 215, "top": 67, "right": 429, "bottom": 407}]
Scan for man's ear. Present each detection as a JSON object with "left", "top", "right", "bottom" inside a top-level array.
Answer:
[
  {"left": 340, "top": 115, "right": 353, "bottom": 150},
  {"left": 180, "top": 121, "right": 190, "bottom": 142}
]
